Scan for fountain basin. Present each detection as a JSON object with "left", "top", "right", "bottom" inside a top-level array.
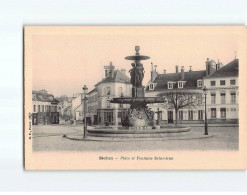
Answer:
[
  {"left": 87, "top": 126, "right": 191, "bottom": 138},
  {"left": 125, "top": 55, "right": 150, "bottom": 61},
  {"left": 110, "top": 97, "right": 164, "bottom": 104}
]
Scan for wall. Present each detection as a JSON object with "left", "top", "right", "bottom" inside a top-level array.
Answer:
[
  {"left": 71, "top": 94, "right": 82, "bottom": 120},
  {"left": 96, "top": 82, "right": 132, "bottom": 125}
]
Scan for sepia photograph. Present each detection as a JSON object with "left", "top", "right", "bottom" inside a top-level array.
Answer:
[
  {"left": 24, "top": 26, "right": 247, "bottom": 170},
  {"left": 2, "top": 0, "right": 247, "bottom": 192}
]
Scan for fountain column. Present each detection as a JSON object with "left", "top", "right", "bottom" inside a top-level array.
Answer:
[{"left": 110, "top": 46, "right": 164, "bottom": 129}]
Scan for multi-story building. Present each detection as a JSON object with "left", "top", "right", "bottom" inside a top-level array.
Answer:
[
  {"left": 91, "top": 62, "right": 132, "bottom": 125},
  {"left": 57, "top": 96, "right": 72, "bottom": 120},
  {"left": 145, "top": 59, "right": 223, "bottom": 124},
  {"left": 71, "top": 93, "right": 83, "bottom": 121},
  {"left": 87, "top": 88, "right": 98, "bottom": 125},
  {"left": 203, "top": 59, "right": 239, "bottom": 124},
  {"left": 32, "top": 89, "right": 59, "bottom": 125}
]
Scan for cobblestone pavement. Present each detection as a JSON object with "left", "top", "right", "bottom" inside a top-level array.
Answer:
[{"left": 32, "top": 125, "right": 238, "bottom": 152}]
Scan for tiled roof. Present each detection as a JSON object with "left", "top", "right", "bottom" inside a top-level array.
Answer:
[
  {"left": 204, "top": 59, "right": 239, "bottom": 79},
  {"left": 95, "top": 69, "right": 130, "bottom": 86},
  {"left": 88, "top": 88, "right": 97, "bottom": 95},
  {"left": 32, "top": 90, "right": 59, "bottom": 103},
  {"left": 147, "top": 70, "right": 206, "bottom": 91}
]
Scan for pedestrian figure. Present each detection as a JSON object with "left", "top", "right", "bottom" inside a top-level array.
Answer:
[{"left": 153, "top": 112, "right": 158, "bottom": 128}]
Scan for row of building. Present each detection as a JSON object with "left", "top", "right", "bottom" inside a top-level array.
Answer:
[
  {"left": 146, "top": 58, "right": 238, "bottom": 124},
  {"left": 32, "top": 89, "right": 60, "bottom": 125},
  {"left": 32, "top": 57, "right": 239, "bottom": 126}
]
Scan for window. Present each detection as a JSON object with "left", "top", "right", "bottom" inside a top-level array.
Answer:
[
  {"left": 198, "top": 94, "right": 203, "bottom": 104},
  {"left": 197, "top": 80, "right": 203, "bottom": 87},
  {"left": 220, "top": 93, "right": 226, "bottom": 104},
  {"left": 188, "top": 110, "right": 193, "bottom": 120},
  {"left": 33, "top": 105, "right": 36, "bottom": 112},
  {"left": 168, "top": 82, "right": 173, "bottom": 89},
  {"left": 178, "top": 81, "right": 183, "bottom": 89},
  {"left": 149, "top": 84, "right": 154, "bottom": 90},
  {"left": 231, "top": 92, "right": 236, "bottom": 103},
  {"left": 230, "top": 79, "right": 236, "bottom": 85},
  {"left": 54, "top": 106, "right": 57, "bottom": 112},
  {"left": 211, "top": 93, "right": 216, "bottom": 104},
  {"left": 220, "top": 80, "right": 225, "bottom": 86},
  {"left": 211, "top": 81, "right": 216, "bottom": 86},
  {"left": 106, "top": 100, "right": 111, "bottom": 108},
  {"left": 118, "top": 87, "right": 123, "bottom": 96},
  {"left": 118, "top": 112, "right": 122, "bottom": 118},
  {"left": 107, "top": 87, "right": 111, "bottom": 95},
  {"left": 98, "top": 100, "right": 101, "bottom": 109},
  {"left": 198, "top": 110, "right": 203, "bottom": 120},
  {"left": 179, "top": 111, "right": 183, "bottom": 120},
  {"left": 119, "top": 104, "right": 123, "bottom": 108},
  {"left": 38, "top": 105, "right": 40, "bottom": 112},
  {"left": 211, "top": 108, "right": 216, "bottom": 118},
  {"left": 220, "top": 108, "right": 226, "bottom": 118},
  {"left": 103, "top": 88, "right": 106, "bottom": 96},
  {"left": 98, "top": 88, "right": 101, "bottom": 96},
  {"left": 42, "top": 105, "right": 44, "bottom": 112}
]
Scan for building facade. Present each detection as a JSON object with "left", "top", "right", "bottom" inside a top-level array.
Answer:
[
  {"left": 203, "top": 59, "right": 239, "bottom": 124},
  {"left": 88, "top": 62, "right": 132, "bottom": 125},
  {"left": 32, "top": 89, "right": 59, "bottom": 125},
  {"left": 57, "top": 96, "right": 72, "bottom": 120},
  {"left": 145, "top": 59, "right": 225, "bottom": 124},
  {"left": 87, "top": 88, "right": 98, "bottom": 125},
  {"left": 71, "top": 93, "right": 83, "bottom": 121}
]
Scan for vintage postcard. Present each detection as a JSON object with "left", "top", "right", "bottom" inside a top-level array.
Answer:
[{"left": 24, "top": 26, "right": 247, "bottom": 170}]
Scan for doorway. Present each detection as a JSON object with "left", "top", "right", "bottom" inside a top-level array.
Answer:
[
  {"left": 32, "top": 113, "right": 38, "bottom": 125},
  {"left": 167, "top": 111, "right": 173, "bottom": 123}
]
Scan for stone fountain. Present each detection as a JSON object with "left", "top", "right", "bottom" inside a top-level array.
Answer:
[
  {"left": 64, "top": 46, "right": 191, "bottom": 140},
  {"left": 110, "top": 46, "right": 164, "bottom": 129}
]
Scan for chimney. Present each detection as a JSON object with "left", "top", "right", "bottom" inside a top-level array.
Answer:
[
  {"left": 206, "top": 58, "right": 210, "bottom": 76},
  {"left": 176, "top": 65, "right": 179, "bottom": 73},
  {"left": 210, "top": 60, "right": 216, "bottom": 75},
  {"left": 154, "top": 65, "right": 157, "bottom": 71},
  {"left": 163, "top": 70, "right": 166, "bottom": 74},
  {"left": 105, "top": 69, "right": 108, "bottom": 77},
  {"left": 104, "top": 61, "right": 115, "bottom": 78},
  {"left": 151, "top": 62, "right": 158, "bottom": 82},
  {"left": 181, "top": 66, "right": 184, "bottom": 80},
  {"left": 189, "top": 66, "right": 192, "bottom": 72},
  {"left": 109, "top": 69, "right": 113, "bottom": 78},
  {"left": 216, "top": 59, "right": 222, "bottom": 70}
]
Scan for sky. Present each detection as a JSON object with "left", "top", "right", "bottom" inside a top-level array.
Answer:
[{"left": 31, "top": 26, "right": 240, "bottom": 97}]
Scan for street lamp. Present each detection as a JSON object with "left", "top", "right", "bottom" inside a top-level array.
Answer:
[
  {"left": 82, "top": 85, "right": 88, "bottom": 139},
  {"left": 203, "top": 87, "right": 208, "bottom": 135}
]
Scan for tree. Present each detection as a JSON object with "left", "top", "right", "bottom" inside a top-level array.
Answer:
[{"left": 157, "top": 90, "right": 202, "bottom": 127}]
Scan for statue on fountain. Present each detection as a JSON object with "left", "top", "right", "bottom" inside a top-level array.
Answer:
[
  {"left": 129, "top": 62, "right": 145, "bottom": 88},
  {"left": 111, "top": 46, "right": 164, "bottom": 129}
]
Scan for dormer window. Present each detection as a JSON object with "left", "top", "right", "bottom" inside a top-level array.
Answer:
[
  {"left": 197, "top": 79, "right": 203, "bottom": 87},
  {"left": 168, "top": 82, "right": 173, "bottom": 89},
  {"left": 178, "top": 81, "right": 183, "bottom": 89},
  {"left": 149, "top": 83, "right": 156, "bottom": 90}
]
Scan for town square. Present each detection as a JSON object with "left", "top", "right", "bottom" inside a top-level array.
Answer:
[
  {"left": 33, "top": 124, "right": 238, "bottom": 151},
  {"left": 31, "top": 42, "right": 239, "bottom": 151}
]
